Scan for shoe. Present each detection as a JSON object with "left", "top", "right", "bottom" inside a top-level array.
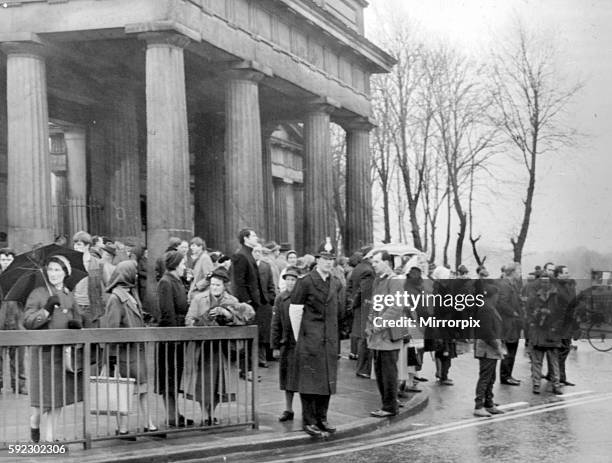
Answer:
[
  {"left": 30, "top": 427, "right": 40, "bottom": 443},
  {"left": 258, "top": 362, "right": 269, "bottom": 368},
  {"left": 552, "top": 387, "right": 564, "bottom": 395},
  {"left": 278, "top": 410, "right": 294, "bottom": 422},
  {"left": 501, "top": 378, "right": 521, "bottom": 386},
  {"left": 317, "top": 421, "right": 336, "bottom": 433},
  {"left": 356, "top": 373, "right": 370, "bottom": 379},
  {"left": 414, "top": 376, "right": 428, "bottom": 382},
  {"left": 143, "top": 427, "right": 166, "bottom": 438},
  {"left": 397, "top": 391, "right": 411, "bottom": 399},
  {"left": 405, "top": 386, "right": 422, "bottom": 393},
  {"left": 18, "top": 386, "right": 28, "bottom": 395},
  {"left": 532, "top": 385, "right": 541, "bottom": 394},
  {"left": 440, "top": 379, "right": 454, "bottom": 386},
  {"left": 561, "top": 380, "right": 575, "bottom": 386},
  {"left": 473, "top": 408, "right": 492, "bottom": 417},
  {"left": 510, "top": 377, "right": 522, "bottom": 383},
  {"left": 485, "top": 407, "right": 505, "bottom": 415},
  {"left": 348, "top": 353, "right": 359, "bottom": 360},
  {"left": 168, "top": 415, "right": 195, "bottom": 427},
  {"left": 303, "top": 424, "right": 325, "bottom": 437},
  {"left": 115, "top": 430, "right": 137, "bottom": 441},
  {"left": 543, "top": 374, "right": 551, "bottom": 381},
  {"left": 240, "top": 371, "right": 262, "bottom": 382},
  {"left": 202, "top": 417, "right": 219, "bottom": 426},
  {"left": 370, "top": 409, "right": 395, "bottom": 418}
]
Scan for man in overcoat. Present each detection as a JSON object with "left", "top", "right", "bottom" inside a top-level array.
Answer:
[
  {"left": 231, "top": 228, "right": 265, "bottom": 378},
  {"left": 348, "top": 246, "right": 374, "bottom": 377},
  {"left": 496, "top": 263, "right": 523, "bottom": 385},
  {"left": 290, "top": 250, "right": 344, "bottom": 437},
  {"left": 253, "top": 244, "right": 276, "bottom": 367}
]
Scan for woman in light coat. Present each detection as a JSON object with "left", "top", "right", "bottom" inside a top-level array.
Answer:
[
  {"left": 24, "top": 255, "right": 83, "bottom": 443},
  {"left": 184, "top": 267, "right": 254, "bottom": 424}
]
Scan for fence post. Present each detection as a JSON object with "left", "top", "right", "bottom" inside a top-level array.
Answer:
[
  {"left": 251, "top": 333, "right": 259, "bottom": 429},
  {"left": 82, "top": 342, "right": 92, "bottom": 450}
]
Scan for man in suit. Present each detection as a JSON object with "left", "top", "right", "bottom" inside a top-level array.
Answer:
[
  {"left": 231, "top": 229, "right": 266, "bottom": 377},
  {"left": 253, "top": 244, "right": 276, "bottom": 367}
]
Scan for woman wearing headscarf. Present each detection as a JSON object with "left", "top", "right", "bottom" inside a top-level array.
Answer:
[
  {"left": 156, "top": 250, "right": 192, "bottom": 427},
  {"left": 100, "top": 260, "right": 157, "bottom": 436},
  {"left": 24, "top": 255, "right": 84, "bottom": 443},
  {"left": 184, "top": 267, "right": 254, "bottom": 424}
]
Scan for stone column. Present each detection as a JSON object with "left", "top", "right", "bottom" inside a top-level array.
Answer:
[
  {"left": 224, "top": 63, "right": 266, "bottom": 253},
  {"left": 64, "top": 126, "right": 87, "bottom": 235},
  {"left": 1, "top": 39, "right": 53, "bottom": 253},
  {"left": 273, "top": 178, "right": 288, "bottom": 242},
  {"left": 142, "top": 32, "right": 191, "bottom": 316},
  {"left": 303, "top": 100, "right": 336, "bottom": 254},
  {"left": 107, "top": 88, "right": 141, "bottom": 244},
  {"left": 0, "top": 68, "right": 8, "bottom": 244},
  {"left": 193, "top": 113, "right": 226, "bottom": 250},
  {"left": 344, "top": 118, "right": 374, "bottom": 253},
  {"left": 261, "top": 124, "right": 276, "bottom": 241}
]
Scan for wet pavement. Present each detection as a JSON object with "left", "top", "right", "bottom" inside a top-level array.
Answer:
[{"left": 226, "top": 340, "right": 612, "bottom": 463}]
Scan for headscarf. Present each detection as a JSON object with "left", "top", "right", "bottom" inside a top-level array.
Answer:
[
  {"left": 106, "top": 260, "right": 137, "bottom": 293},
  {"left": 46, "top": 255, "right": 72, "bottom": 277},
  {"left": 164, "top": 250, "right": 183, "bottom": 271}
]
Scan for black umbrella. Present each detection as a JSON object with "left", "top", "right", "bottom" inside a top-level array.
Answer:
[{"left": 0, "top": 244, "right": 88, "bottom": 304}]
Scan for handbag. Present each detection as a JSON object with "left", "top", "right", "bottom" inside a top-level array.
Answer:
[
  {"left": 89, "top": 365, "right": 136, "bottom": 416},
  {"left": 64, "top": 345, "right": 84, "bottom": 374}
]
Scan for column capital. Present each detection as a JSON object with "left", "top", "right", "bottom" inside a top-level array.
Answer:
[
  {"left": 340, "top": 116, "right": 377, "bottom": 132},
  {"left": 224, "top": 60, "right": 273, "bottom": 82},
  {"left": 305, "top": 96, "right": 341, "bottom": 115},
  {"left": 138, "top": 31, "right": 191, "bottom": 49},
  {"left": 0, "top": 33, "right": 46, "bottom": 58}
]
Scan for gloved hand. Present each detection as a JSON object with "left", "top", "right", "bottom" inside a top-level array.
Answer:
[
  {"left": 67, "top": 320, "right": 82, "bottom": 329},
  {"left": 44, "top": 296, "right": 61, "bottom": 316}
]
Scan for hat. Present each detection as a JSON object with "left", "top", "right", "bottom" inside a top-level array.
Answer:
[
  {"left": 409, "top": 266, "right": 422, "bottom": 274},
  {"left": 280, "top": 243, "right": 292, "bottom": 252},
  {"left": 102, "top": 244, "right": 117, "bottom": 257},
  {"left": 207, "top": 267, "right": 231, "bottom": 283},
  {"left": 264, "top": 241, "right": 280, "bottom": 253},
  {"left": 164, "top": 250, "right": 183, "bottom": 271},
  {"left": 316, "top": 241, "right": 336, "bottom": 259},
  {"left": 46, "top": 254, "right": 72, "bottom": 277},
  {"left": 283, "top": 266, "right": 300, "bottom": 280}
]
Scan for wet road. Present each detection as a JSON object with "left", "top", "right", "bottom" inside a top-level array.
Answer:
[{"left": 204, "top": 341, "right": 612, "bottom": 463}]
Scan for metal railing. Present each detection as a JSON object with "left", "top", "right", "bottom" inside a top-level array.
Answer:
[{"left": 0, "top": 327, "right": 258, "bottom": 449}]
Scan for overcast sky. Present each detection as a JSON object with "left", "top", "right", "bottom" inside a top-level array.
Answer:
[{"left": 364, "top": 0, "right": 612, "bottom": 257}]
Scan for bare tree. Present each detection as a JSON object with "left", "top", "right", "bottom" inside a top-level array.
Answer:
[
  {"left": 331, "top": 125, "right": 347, "bottom": 252},
  {"left": 371, "top": 76, "right": 396, "bottom": 244},
  {"left": 490, "top": 23, "right": 581, "bottom": 263},
  {"left": 430, "top": 45, "right": 498, "bottom": 269}
]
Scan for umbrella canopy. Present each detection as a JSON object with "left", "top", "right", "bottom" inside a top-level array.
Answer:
[{"left": 0, "top": 244, "right": 88, "bottom": 304}]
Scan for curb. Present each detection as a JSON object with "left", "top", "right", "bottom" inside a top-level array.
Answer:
[{"left": 78, "top": 392, "right": 429, "bottom": 463}]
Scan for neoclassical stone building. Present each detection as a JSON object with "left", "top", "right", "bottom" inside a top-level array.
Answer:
[{"left": 0, "top": 0, "right": 394, "bottom": 261}]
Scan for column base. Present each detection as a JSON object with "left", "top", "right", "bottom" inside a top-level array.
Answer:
[{"left": 8, "top": 227, "right": 54, "bottom": 254}]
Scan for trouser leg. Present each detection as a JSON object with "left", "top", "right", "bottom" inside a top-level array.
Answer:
[
  {"left": 475, "top": 357, "right": 496, "bottom": 408},
  {"left": 484, "top": 359, "right": 498, "bottom": 408},
  {"left": 500, "top": 341, "right": 518, "bottom": 381},
  {"left": 314, "top": 394, "right": 331, "bottom": 424},
  {"left": 300, "top": 394, "right": 317, "bottom": 426},
  {"left": 530, "top": 347, "right": 545, "bottom": 386},
  {"left": 436, "top": 353, "right": 451, "bottom": 381},
  {"left": 558, "top": 339, "right": 571, "bottom": 382},
  {"left": 374, "top": 350, "right": 399, "bottom": 414},
  {"left": 356, "top": 338, "right": 372, "bottom": 376},
  {"left": 546, "top": 348, "right": 560, "bottom": 388}
]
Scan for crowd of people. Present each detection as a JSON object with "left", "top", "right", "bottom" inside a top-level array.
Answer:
[{"left": 0, "top": 231, "right": 586, "bottom": 441}]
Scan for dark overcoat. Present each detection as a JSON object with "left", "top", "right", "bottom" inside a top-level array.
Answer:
[
  {"left": 271, "top": 290, "right": 299, "bottom": 391},
  {"left": 257, "top": 260, "right": 276, "bottom": 344},
  {"left": 496, "top": 277, "right": 524, "bottom": 341},
  {"left": 349, "top": 261, "right": 374, "bottom": 338},
  {"left": 231, "top": 246, "right": 264, "bottom": 309},
  {"left": 291, "top": 269, "right": 343, "bottom": 395}
]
